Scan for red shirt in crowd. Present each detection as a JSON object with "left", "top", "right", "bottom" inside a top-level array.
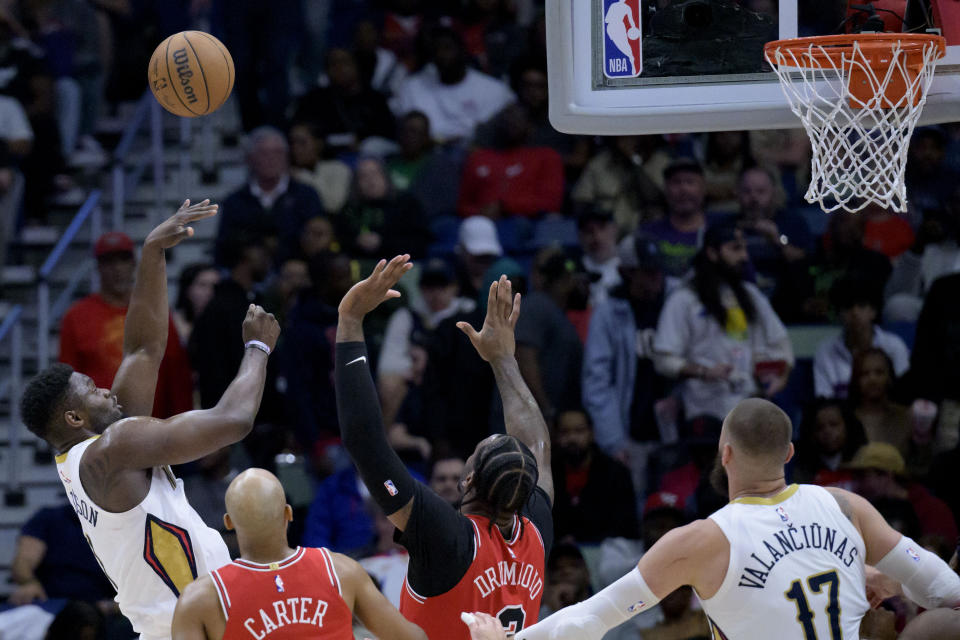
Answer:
[
  {"left": 58, "top": 294, "right": 193, "bottom": 418},
  {"left": 864, "top": 215, "right": 915, "bottom": 259},
  {"left": 458, "top": 146, "right": 564, "bottom": 218}
]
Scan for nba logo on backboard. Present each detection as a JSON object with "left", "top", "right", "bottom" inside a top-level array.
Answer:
[{"left": 602, "top": 0, "right": 642, "bottom": 78}]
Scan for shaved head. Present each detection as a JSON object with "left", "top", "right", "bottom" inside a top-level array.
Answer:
[
  {"left": 723, "top": 398, "right": 792, "bottom": 462},
  {"left": 900, "top": 608, "right": 960, "bottom": 640},
  {"left": 225, "top": 469, "right": 288, "bottom": 539}
]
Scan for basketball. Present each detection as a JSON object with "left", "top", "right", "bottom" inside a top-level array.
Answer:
[
  {"left": 148, "top": 31, "right": 234, "bottom": 118},
  {"left": 627, "top": 27, "right": 641, "bottom": 40}
]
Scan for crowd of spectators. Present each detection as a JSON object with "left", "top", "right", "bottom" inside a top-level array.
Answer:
[{"left": 5, "top": 1, "right": 960, "bottom": 638}]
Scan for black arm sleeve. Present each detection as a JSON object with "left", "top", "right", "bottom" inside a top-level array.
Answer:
[
  {"left": 396, "top": 482, "right": 477, "bottom": 597},
  {"left": 522, "top": 486, "right": 554, "bottom": 561},
  {"left": 335, "top": 341, "right": 419, "bottom": 516}
]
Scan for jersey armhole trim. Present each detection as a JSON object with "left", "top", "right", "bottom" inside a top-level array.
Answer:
[
  {"left": 404, "top": 576, "right": 427, "bottom": 604},
  {"left": 527, "top": 517, "right": 545, "bottom": 554},
  {"left": 319, "top": 547, "right": 342, "bottom": 595},
  {"left": 469, "top": 518, "right": 482, "bottom": 562},
  {"left": 210, "top": 570, "right": 230, "bottom": 620}
]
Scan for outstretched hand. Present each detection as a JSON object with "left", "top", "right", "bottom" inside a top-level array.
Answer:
[
  {"left": 338, "top": 254, "right": 413, "bottom": 320},
  {"left": 144, "top": 199, "right": 218, "bottom": 250},
  {"left": 457, "top": 275, "right": 521, "bottom": 363}
]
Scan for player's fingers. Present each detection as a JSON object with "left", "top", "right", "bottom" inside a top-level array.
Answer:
[
  {"left": 183, "top": 205, "right": 218, "bottom": 221},
  {"left": 486, "top": 280, "right": 498, "bottom": 316},
  {"left": 499, "top": 275, "right": 512, "bottom": 318},
  {"left": 509, "top": 292, "right": 521, "bottom": 326},
  {"left": 456, "top": 321, "right": 480, "bottom": 344},
  {"left": 385, "top": 289, "right": 402, "bottom": 300},
  {"left": 460, "top": 612, "right": 478, "bottom": 627}
]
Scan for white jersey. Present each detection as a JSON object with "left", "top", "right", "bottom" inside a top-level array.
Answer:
[
  {"left": 56, "top": 437, "right": 230, "bottom": 640},
  {"left": 701, "top": 484, "right": 869, "bottom": 640}
]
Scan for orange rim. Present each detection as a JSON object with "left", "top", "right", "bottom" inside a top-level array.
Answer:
[{"left": 764, "top": 34, "right": 947, "bottom": 68}]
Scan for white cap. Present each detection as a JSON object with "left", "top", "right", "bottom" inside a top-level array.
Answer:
[{"left": 458, "top": 216, "right": 503, "bottom": 257}]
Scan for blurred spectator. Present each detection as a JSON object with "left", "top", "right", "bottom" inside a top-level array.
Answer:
[
  {"left": 43, "top": 600, "right": 105, "bottom": 640},
  {"left": 292, "top": 48, "right": 396, "bottom": 155},
  {"left": 391, "top": 26, "right": 513, "bottom": 143},
  {"left": 280, "top": 251, "right": 353, "bottom": 452},
  {"left": 182, "top": 447, "right": 239, "bottom": 557},
  {"left": 387, "top": 110, "right": 433, "bottom": 191},
  {"left": 352, "top": 20, "right": 408, "bottom": 97},
  {"left": 428, "top": 456, "right": 465, "bottom": 506},
  {"left": 848, "top": 348, "right": 913, "bottom": 459},
  {"left": 387, "top": 110, "right": 466, "bottom": 220},
  {"left": 884, "top": 193, "right": 960, "bottom": 322},
  {"left": 578, "top": 210, "right": 621, "bottom": 307},
  {"left": 906, "top": 127, "right": 959, "bottom": 215},
  {"left": 909, "top": 272, "right": 960, "bottom": 453},
  {"left": 457, "top": 102, "right": 563, "bottom": 219},
  {"left": 703, "top": 131, "right": 753, "bottom": 213},
  {"left": 0, "top": 16, "right": 63, "bottom": 223},
  {"left": 215, "top": 127, "right": 324, "bottom": 268},
  {"left": 260, "top": 257, "right": 311, "bottom": 325},
  {"left": 9, "top": 504, "right": 114, "bottom": 606},
  {"left": 847, "top": 443, "right": 957, "bottom": 545},
  {"left": 779, "top": 211, "right": 892, "bottom": 323},
  {"left": 288, "top": 122, "right": 352, "bottom": 214},
  {"left": 653, "top": 223, "right": 793, "bottom": 422},
  {"left": 640, "top": 158, "right": 715, "bottom": 283},
  {"left": 358, "top": 505, "right": 410, "bottom": 608},
  {"left": 732, "top": 165, "right": 811, "bottom": 298},
  {"left": 641, "top": 585, "right": 710, "bottom": 640},
  {"left": 539, "top": 543, "right": 592, "bottom": 619},
  {"left": 386, "top": 336, "right": 432, "bottom": 472},
  {"left": 378, "top": 258, "right": 476, "bottom": 426},
  {"left": 23, "top": 0, "right": 105, "bottom": 166},
  {"left": 337, "top": 156, "right": 430, "bottom": 259},
  {"left": 516, "top": 248, "right": 588, "bottom": 422},
  {"left": 454, "top": 215, "right": 503, "bottom": 299},
  {"left": 551, "top": 408, "right": 638, "bottom": 542},
  {"left": 189, "top": 234, "right": 270, "bottom": 409},
  {"left": 572, "top": 136, "right": 666, "bottom": 236},
  {"left": 214, "top": 0, "right": 301, "bottom": 130},
  {"left": 583, "top": 235, "right": 671, "bottom": 498},
  {"left": 173, "top": 263, "right": 219, "bottom": 347},
  {"left": 302, "top": 465, "right": 375, "bottom": 555},
  {"left": 455, "top": 0, "right": 525, "bottom": 78},
  {"left": 862, "top": 204, "right": 915, "bottom": 260},
  {"left": 297, "top": 215, "right": 336, "bottom": 260},
  {"left": 381, "top": 0, "right": 426, "bottom": 72},
  {"left": 749, "top": 129, "right": 811, "bottom": 202},
  {"left": 812, "top": 274, "right": 909, "bottom": 399},
  {"left": 791, "top": 398, "right": 866, "bottom": 486},
  {"left": 59, "top": 232, "right": 193, "bottom": 419},
  {"left": 486, "top": 55, "right": 590, "bottom": 179}
]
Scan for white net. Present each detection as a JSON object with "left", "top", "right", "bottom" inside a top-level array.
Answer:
[{"left": 765, "top": 36, "right": 945, "bottom": 213}]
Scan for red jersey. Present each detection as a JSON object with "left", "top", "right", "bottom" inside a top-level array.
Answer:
[
  {"left": 210, "top": 547, "right": 353, "bottom": 639},
  {"left": 400, "top": 514, "right": 546, "bottom": 640}
]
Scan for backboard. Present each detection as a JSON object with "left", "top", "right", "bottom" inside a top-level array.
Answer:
[{"left": 545, "top": 0, "right": 960, "bottom": 134}]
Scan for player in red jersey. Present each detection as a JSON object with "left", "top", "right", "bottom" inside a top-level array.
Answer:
[
  {"left": 171, "top": 468, "right": 427, "bottom": 640},
  {"left": 335, "top": 255, "right": 554, "bottom": 640}
]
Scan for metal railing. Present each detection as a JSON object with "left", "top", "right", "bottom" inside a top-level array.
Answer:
[
  {"left": 0, "top": 305, "right": 24, "bottom": 496},
  {"left": 111, "top": 92, "right": 166, "bottom": 230},
  {"left": 36, "top": 190, "right": 102, "bottom": 371}
]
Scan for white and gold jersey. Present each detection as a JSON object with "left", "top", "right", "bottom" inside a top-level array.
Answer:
[
  {"left": 701, "top": 484, "right": 869, "bottom": 640},
  {"left": 56, "top": 437, "right": 230, "bottom": 640}
]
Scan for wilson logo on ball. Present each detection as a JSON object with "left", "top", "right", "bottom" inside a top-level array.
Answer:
[{"left": 171, "top": 48, "right": 198, "bottom": 105}]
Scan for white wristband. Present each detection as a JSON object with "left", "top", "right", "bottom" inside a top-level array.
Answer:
[{"left": 245, "top": 340, "right": 271, "bottom": 356}]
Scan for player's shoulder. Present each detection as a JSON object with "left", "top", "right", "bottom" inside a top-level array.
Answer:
[
  {"left": 659, "top": 518, "right": 729, "bottom": 556},
  {"left": 820, "top": 485, "right": 862, "bottom": 525},
  {"left": 178, "top": 574, "right": 219, "bottom": 611}
]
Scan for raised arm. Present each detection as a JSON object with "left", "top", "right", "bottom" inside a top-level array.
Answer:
[
  {"left": 112, "top": 199, "right": 218, "bottom": 416},
  {"left": 335, "top": 255, "right": 425, "bottom": 531},
  {"left": 333, "top": 552, "right": 428, "bottom": 640},
  {"left": 457, "top": 276, "right": 553, "bottom": 503},
  {"left": 828, "top": 487, "right": 960, "bottom": 610},
  {"left": 84, "top": 306, "right": 279, "bottom": 476}
]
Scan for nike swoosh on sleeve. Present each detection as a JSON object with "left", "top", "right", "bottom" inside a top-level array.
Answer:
[{"left": 346, "top": 356, "right": 367, "bottom": 366}]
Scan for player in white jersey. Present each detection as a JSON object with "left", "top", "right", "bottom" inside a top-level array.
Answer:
[
  {"left": 19, "top": 201, "right": 281, "bottom": 640},
  {"left": 461, "top": 398, "right": 960, "bottom": 640}
]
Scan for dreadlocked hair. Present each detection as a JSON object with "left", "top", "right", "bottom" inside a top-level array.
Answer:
[
  {"left": 21, "top": 363, "right": 74, "bottom": 440},
  {"left": 472, "top": 435, "right": 539, "bottom": 538}
]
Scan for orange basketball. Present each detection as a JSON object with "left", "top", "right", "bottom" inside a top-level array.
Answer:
[{"left": 148, "top": 31, "right": 234, "bottom": 118}]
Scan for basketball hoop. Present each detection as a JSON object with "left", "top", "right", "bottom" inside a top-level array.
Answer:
[{"left": 764, "top": 34, "right": 946, "bottom": 213}]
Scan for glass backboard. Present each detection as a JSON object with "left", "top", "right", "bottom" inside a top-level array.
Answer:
[{"left": 546, "top": 0, "right": 960, "bottom": 134}]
